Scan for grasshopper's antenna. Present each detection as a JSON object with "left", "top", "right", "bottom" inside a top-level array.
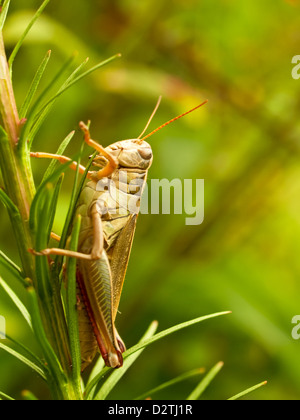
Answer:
[
  {"left": 137, "top": 96, "right": 162, "bottom": 141},
  {"left": 140, "top": 99, "right": 208, "bottom": 142}
]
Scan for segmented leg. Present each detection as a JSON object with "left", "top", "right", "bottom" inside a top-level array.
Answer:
[
  {"left": 30, "top": 152, "right": 88, "bottom": 175},
  {"left": 29, "top": 204, "right": 104, "bottom": 261},
  {"left": 30, "top": 121, "right": 119, "bottom": 259},
  {"left": 31, "top": 121, "right": 118, "bottom": 181},
  {"left": 79, "top": 121, "right": 118, "bottom": 179},
  {"left": 51, "top": 232, "right": 61, "bottom": 242}
]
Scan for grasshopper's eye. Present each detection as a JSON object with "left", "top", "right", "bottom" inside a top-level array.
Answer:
[
  {"left": 138, "top": 147, "right": 152, "bottom": 160},
  {"left": 110, "top": 145, "right": 119, "bottom": 151}
]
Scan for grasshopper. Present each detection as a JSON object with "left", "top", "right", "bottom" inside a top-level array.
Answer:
[{"left": 30, "top": 98, "right": 208, "bottom": 370}]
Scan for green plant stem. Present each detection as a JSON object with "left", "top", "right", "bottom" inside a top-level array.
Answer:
[
  {"left": 0, "top": 31, "right": 35, "bottom": 276},
  {"left": 0, "top": 29, "right": 76, "bottom": 399}
]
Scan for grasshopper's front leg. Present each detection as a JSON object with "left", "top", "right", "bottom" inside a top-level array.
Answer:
[{"left": 30, "top": 121, "right": 118, "bottom": 181}]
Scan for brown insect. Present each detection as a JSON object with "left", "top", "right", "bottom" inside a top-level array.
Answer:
[{"left": 30, "top": 98, "right": 208, "bottom": 369}]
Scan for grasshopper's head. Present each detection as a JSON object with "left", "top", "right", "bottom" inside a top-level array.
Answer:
[
  {"left": 108, "top": 139, "right": 153, "bottom": 170},
  {"left": 92, "top": 139, "right": 153, "bottom": 171}
]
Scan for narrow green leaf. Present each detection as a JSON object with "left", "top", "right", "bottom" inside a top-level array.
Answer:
[
  {"left": 19, "top": 50, "right": 51, "bottom": 120},
  {"left": 34, "top": 52, "right": 78, "bottom": 109},
  {"left": 93, "top": 321, "right": 159, "bottom": 401},
  {"left": 4, "top": 334, "right": 47, "bottom": 378},
  {"left": 0, "top": 276, "right": 32, "bottom": 329},
  {"left": 0, "top": 0, "right": 11, "bottom": 32},
  {"left": 0, "top": 390, "right": 14, "bottom": 401},
  {"left": 66, "top": 53, "right": 121, "bottom": 90},
  {"left": 66, "top": 214, "right": 82, "bottom": 396},
  {"left": 46, "top": 175, "right": 64, "bottom": 242},
  {"left": 28, "top": 57, "right": 89, "bottom": 147},
  {"left": 0, "top": 250, "right": 22, "bottom": 276},
  {"left": 228, "top": 380, "right": 267, "bottom": 401},
  {"left": 27, "top": 54, "right": 120, "bottom": 147},
  {"left": 27, "top": 287, "right": 68, "bottom": 396},
  {"left": 32, "top": 57, "right": 89, "bottom": 122},
  {"left": 20, "top": 53, "right": 77, "bottom": 149},
  {"left": 85, "top": 311, "right": 231, "bottom": 399},
  {"left": 8, "top": 0, "right": 51, "bottom": 70},
  {"left": 0, "top": 341, "right": 46, "bottom": 379},
  {"left": 135, "top": 368, "right": 205, "bottom": 400},
  {"left": 30, "top": 179, "right": 62, "bottom": 306},
  {"left": 0, "top": 180, "right": 25, "bottom": 240},
  {"left": 0, "top": 191, "right": 31, "bottom": 285},
  {"left": 87, "top": 357, "right": 105, "bottom": 394},
  {"left": 35, "top": 54, "right": 120, "bottom": 121},
  {"left": 125, "top": 312, "right": 231, "bottom": 359},
  {"left": 186, "top": 361, "right": 224, "bottom": 400},
  {"left": 41, "top": 130, "right": 75, "bottom": 183},
  {"left": 33, "top": 184, "right": 55, "bottom": 299},
  {"left": 0, "top": 187, "right": 20, "bottom": 216},
  {"left": 29, "top": 157, "right": 75, "bottom": 232},
  {"left": 0, "top": 250, "right": 29, "bottom": 287}
]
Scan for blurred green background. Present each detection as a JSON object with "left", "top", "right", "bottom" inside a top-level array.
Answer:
[{"left": 1, "top": 0, "right": 300, "bottom": 400}]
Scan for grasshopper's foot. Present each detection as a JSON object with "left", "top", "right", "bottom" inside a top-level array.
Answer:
[{"left": 79, "top": 121, "right": 91, "bottom": 136}]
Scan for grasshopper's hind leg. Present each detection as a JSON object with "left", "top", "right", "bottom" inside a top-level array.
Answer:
[{"left": 29, "top": 204, "right": 104, "bottom": 261}]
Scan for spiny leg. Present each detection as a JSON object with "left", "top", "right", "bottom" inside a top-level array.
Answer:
[{"left": 29, "top": 204, "right": 104, "bottom": 261}]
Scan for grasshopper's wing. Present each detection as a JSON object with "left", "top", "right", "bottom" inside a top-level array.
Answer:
[{"left": 109, "top": 214, "right": 138, "bottom": 320}]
